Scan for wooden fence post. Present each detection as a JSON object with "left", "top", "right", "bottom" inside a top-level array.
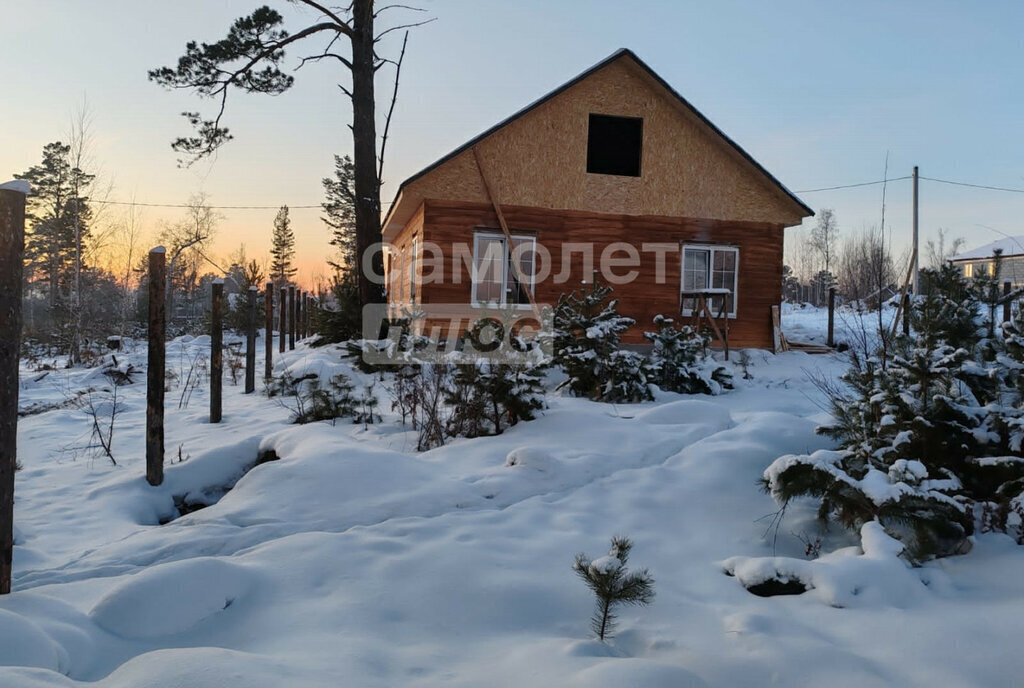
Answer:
[
  {"left": 296, "top": 289, "right": 303, "bottom": 340},
  {"left": 278, "top": 287, "right": 286, "bottom": 354},
  {"left": 288, "top": 285, "right": 296, "bottom": 350},
  {"left": 1004, "top": 281, "right": 1012, "bottom": 325},
  {"left": 0, "top": 184, "right": 27, "bottom": 594},
  {"left": 902, "top": 293, "right": 911, "bottom": 336},
  {"left": 305, "top": 293, "right": 312, "bottom": 339},
  {"left": 825, "top": 287, "right": 835, "bottom": 347},
  {"left": 264, "top": 282, "right": 273, "bottom": 381},
  {"left": 210, "top": 280, "right": 223, "bottom": 423},
  {"left": 146, "top": 247, "right": 166, "bottom": 487},
  {"left": 245, "top": 286, "right": 257, "bottom": 393}
]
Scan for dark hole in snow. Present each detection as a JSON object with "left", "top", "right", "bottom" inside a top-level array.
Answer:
[
  {"left": 744, "top": 578, "right": 810, "bottom": 597},
  {"left": 255, "top": 449, "right": 281, "bottom": 465},
  {"left": 159, "top": 448, "right": 282, "bottom": 524}
]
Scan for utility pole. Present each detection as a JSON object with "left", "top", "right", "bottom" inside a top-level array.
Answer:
[{"left": 912, "top": 166, "right": 919, "bottom": 295}]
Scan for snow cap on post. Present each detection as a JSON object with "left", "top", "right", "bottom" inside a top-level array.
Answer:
[
  {"left": 150, "top": 246, "right": 166, "bottom": 254},
  {"left": 249, "top": 285, "right": 258, "bottom": 291},
  {"left": 213, "top": 278, "right": 225, "bottom": 285}
]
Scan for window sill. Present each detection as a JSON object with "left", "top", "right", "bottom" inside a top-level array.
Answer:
[
  {"left": 681, "top": 310, "right": 737, "bottom": 320},
  {"left": 471, "top": 302, "right": 535, "bottom": 311}
]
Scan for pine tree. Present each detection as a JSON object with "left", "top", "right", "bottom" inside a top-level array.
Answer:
[
  {"left": 644, "top": 314, "right": 733, "bottom": 395},
  {"left": 446, "top": 361, "right": 545, "bottom": 437},
  {"left": 554, "top": 279, "right": 651, "bottom": 402},
  {"left": 270, "top": 205, "right": 296, "bottom": 286},
  {"left": 15, "top": 142, "right": 94, "bottom": 307},
  {"left": 573, "top": 536, "right": 654, "bottom": 641},
  {"left": 322, "top": 154, "right": 357, "bottom": 279},
  {"left": 764, "top": 264, "right": 1020, "bottom": 561}
]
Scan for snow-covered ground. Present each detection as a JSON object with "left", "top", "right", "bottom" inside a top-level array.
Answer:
[{"left": 3, "top": 308, "right": 1023, "bottom": 687}]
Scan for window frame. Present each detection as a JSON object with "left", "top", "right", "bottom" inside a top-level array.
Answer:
[
  {"left": 471, "top": 231, "right": 537, "bottom": 309},
  {"left": 679, "top": 244, "right": 739, "bottom": 318},
  {"left": 409, "top": 236, "right": 418, "bottom": 304}
]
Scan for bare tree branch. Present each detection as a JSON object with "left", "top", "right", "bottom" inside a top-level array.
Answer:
[
  {"left": 291, "top": 0, "right": 355, "bottom": 34},
  {"left": 375, "top": 4, "right": 428, "bottom": 17},
  {"left": 377, "top": 30, "right": 408, "bottom": 185},
  {"left": 374, "top": 18, "right": 435, "bottom": 43},
  {"left": 298, "top": 51, "right": 353, "bottom": 70}
]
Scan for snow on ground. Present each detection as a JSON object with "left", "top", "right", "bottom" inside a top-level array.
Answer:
[{"left": 2, "top": 309, "right": 1023, "bottom": 687}]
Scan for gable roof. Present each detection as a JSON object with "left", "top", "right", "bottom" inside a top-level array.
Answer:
[
  {"left": 383, "top": 48, "right": 813, "bottom": 232},
  {"left": 951, "top": 236, "right": 1024, "bottom": 261}
]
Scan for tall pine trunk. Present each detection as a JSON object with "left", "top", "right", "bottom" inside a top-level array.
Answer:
[{"left": 351, "top": 0, "right": 384, "bottom": 309}]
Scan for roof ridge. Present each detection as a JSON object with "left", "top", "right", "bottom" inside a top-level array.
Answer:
[{"left": 383, "top": 48, "right": 812, "bottom": 230}]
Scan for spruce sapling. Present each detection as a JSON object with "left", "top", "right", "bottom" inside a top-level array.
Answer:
[{"left": 573, "top": 536, "right": 654, "bottom": 641}]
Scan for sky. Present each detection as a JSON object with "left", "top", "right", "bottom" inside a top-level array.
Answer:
[{"left": 3, "top": 0, "right": 1023, "bottom": 286}]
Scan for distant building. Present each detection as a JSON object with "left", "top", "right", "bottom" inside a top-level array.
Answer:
[{"left": 951, "top": 236, "right": 1024, "bottom": 287}]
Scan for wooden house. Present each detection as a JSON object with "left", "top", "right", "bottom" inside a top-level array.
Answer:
[{"left": 382, "top": 49, "right": 813, "bottom": 349}]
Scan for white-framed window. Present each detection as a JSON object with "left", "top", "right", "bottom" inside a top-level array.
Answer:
[
  {"left": 409, "top": 236, "right": 418, "bottom": 304},
  {"left": 396, "top": 247, "right": 406, "bottom": 302},
  {"left": 472, "top": 231, "right": 536, "bottom": 307},
  {"left": 680, "top": 244, "right": 739, "bottom": 317}
]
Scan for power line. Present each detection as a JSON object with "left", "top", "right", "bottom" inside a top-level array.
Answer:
[
  {"left": 921, "top": 176, "right": 1024, "bottom": 194},
  {"left": 90, "top": 199, "right": 323, "bottom": 210},
  {"left": 89, "top": 198, "right": 395, "bottom": 210},
  {"left": 795, "top": 176, "right": 912, "bottom": 194},
  {"left": 69, "top": 174, "right": 1024, "bottom": 209}
]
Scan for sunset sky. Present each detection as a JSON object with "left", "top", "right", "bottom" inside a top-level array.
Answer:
[{"left": 4, "top": 1, "right": 1023, "bottom": 286}]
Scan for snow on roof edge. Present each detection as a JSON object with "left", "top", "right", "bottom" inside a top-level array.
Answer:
[
  {"left": 951, "top": 236, "right": 1024, "bottom": 261},
  {"left": 0, "top": 180, "right": 30, "bottom": 194}
]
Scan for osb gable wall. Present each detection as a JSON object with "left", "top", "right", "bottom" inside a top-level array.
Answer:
[{"left": 396, "top": 58, "right": 806, "bottom": 233}]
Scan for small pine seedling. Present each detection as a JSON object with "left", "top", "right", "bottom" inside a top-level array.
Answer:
[{"left": 573, "top": 536, "right": 654, "bottom": 641}]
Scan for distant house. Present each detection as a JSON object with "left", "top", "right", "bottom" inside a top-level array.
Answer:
[
  {"left": 951, "top": 236, "right": 1024, "bottom": 287},
  {"left": 382, "top": 49, "right": 813, "bottom": 349}
]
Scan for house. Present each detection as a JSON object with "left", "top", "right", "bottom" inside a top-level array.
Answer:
[
  {"left": 382, "top": 49, "right": 813, "bottom": 349},
  {"left": 951, "top": 236, "right": 1024, "bottom": 287}
]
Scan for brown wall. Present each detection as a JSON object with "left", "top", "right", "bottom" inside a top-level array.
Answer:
[
  {"left": 385, "top": 57, "right": 808, "bottom": 238},
  {"left": 387, "top": 204, "right": 424, "bottom": 309},
  {"left": 398, "top": 200, "right": 784, "bottom": 349}
]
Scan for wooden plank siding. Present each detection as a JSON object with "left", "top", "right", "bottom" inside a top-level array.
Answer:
[
  {"left": 387, "top": 204, "right": 424, "bottom": 313},
  {"left": 388, "top": 199, "right": 784, "bottom": 349}
]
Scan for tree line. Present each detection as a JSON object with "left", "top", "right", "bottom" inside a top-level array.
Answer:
[
  {"left": 11, "top": 137, "right": 358, "bottom": 362},
  {"left": 784, "top": 208, "right": 965, "bottom": 308}
]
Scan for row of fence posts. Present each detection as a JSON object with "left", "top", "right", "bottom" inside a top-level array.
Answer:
[
  {"left": 145, "top": 248, "right": 317, "bottom": 487},
  {"left": 1, "top": 187, "right": 331, "bottom": 592},
  {"left": 823, "top": 281, "right": 1016, "bottom": 349}
]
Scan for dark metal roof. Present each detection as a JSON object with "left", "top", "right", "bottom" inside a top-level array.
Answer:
[{"left": 383, "top": 48, "right": 813, "bottom": 229}]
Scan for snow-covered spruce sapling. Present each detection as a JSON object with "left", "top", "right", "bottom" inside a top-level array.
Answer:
[
  {"left": 644, "top": 314, "right": 733, "bottom": 394},
  {"left": 764, "top": 264, "right": 1024, "bottom": 561},
  {"left": 554, "top": 278, "right": 652, "bottom": 402},
  {"left": 573, "top": 536, "right": 654, "bottom": 641}
]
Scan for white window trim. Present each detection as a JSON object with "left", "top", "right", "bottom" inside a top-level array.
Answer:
[
  {"left": 471, "top": 231, "right": 536, "bottom": 309},
  {"left": 680, "top": 244, "right": 739, "bottom": 318},
  {"left": 409, "top": 236, "right": 418, "bottom": 304}
]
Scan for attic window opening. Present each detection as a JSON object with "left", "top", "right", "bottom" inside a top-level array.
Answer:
[{"left": 586, "top": 114, "right": 642, "bottom": 177}]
